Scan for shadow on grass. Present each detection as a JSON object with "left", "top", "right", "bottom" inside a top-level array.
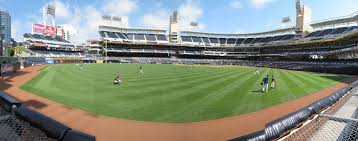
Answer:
[{"left": 320, "top": 75, "right": 353, "bottom": 84}]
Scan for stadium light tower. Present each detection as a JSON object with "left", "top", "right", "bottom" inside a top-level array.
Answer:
[
  {"left": 43, "top": 4, "right": 56, "bottom": 28},
  {"left": 0, "top": 35, "right": 3, "bottom": 56},
  {"left": 295, "top": 0, "right": 312, "bottom": 37},
  {"left": 169, "top": 11, "right": 179, "bottom": 43},
  {"left": 190, "top": 22, "right": 199, "bottom": 32}
]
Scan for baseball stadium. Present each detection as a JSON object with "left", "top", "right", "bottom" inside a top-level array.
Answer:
[{"left": 1, "top": 0, "right": 358, "bottom": 141}]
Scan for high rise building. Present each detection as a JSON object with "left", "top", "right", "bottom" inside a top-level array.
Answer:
[{"left": 0, "top": 10, "right": 11, "bottom": 43}]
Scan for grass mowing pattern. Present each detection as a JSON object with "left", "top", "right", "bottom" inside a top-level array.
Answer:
[{"left": 21, "top": 64, "right": 349, "bottom": 123}]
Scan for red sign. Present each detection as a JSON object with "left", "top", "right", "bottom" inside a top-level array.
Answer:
[
  {"left": 33, "top": 23, "right": 45, "bottom": 33},
  {"left": 45, "top": 26, "right": 56, "bottom": 35}
]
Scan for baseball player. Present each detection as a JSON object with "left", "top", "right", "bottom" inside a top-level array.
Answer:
[
  {"left": 79, "top": 63, "right": 83, "bottom": 71},
  {"left": 271, "top": 75, "right": 275, "bottom": 91},
  {"left": 255, "top": 69, "right": 260, "bottom": 75},
  {"left": 139, "top": 65, "right": 143, "bottom": 74},
  {"left": 262, "top": 75, "right": 269, "bottom": 93},
  {"left": 113, "top": 73, "right": 122, "bottom": 85}
]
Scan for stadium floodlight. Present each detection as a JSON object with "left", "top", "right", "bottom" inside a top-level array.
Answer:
[
  {"left": 104, "top": 39, "right": 109, "bottom": 63},
  {"left": 0, "top": 35, "right": 3, "bottom": 56}
]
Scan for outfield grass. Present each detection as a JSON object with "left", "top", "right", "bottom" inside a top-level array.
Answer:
[{"left": 21, "top": 64, "right": 349, "bottom": 123}]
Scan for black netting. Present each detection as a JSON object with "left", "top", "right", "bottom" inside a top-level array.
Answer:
[{"left": 0, "top": 107, "right": 54, "bottom": 141}]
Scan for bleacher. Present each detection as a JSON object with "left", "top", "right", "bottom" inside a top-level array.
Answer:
[
  {"left": 22, "top": 33, "right": 86, "bottom": 58},
  {"left": 29, "top": 50, "right": 86, "bottom": 58},
  {"left": 99, "top": 31, "right": 169, "bottom": 44},
  {"left": 23, "top": 33, "right": 71, "bottom": 46},
  {"left": 305, "top": 26, "right": 358, "bottom": 39},
  {"left": 177, "top": 33, "right": 296, "bottom": 47}
]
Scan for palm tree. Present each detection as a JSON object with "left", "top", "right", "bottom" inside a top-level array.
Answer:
[{"left": 14, "top": 45, "right": 27, "bottom": 69}]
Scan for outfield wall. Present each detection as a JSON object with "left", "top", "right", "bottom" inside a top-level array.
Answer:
[
  {"left": 231, "top": 80, "right": 358, "bottom": 141},
  {"left": 0, "top": 91, "right": 96, "bottom": 141}
]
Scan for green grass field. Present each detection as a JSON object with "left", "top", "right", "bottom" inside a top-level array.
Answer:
[{"left": 21, "top": 64, "right": 349, "bottom": 123}]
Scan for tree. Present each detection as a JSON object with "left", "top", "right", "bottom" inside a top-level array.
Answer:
[
  {"left": 14, "top": 45, "right": 27, "bottom": 69},
  {"left": 14, "top": 45, "right": 26, "bottom": 56}
]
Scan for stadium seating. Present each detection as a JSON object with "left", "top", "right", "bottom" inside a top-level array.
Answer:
[
  {"left": 305, "top": 26, "right": 358, "bottom": 38},
  {"left": 29, "top": 50, "right": 85, "bottom": 58},
  {"left": 99, "top": 31, "right": 169, "bottom": 44},
  {"left": 176, "top": 33, "right": 297, "bottom": 47}
]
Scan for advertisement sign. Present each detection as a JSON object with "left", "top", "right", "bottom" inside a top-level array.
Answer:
[
  {"left": 46, "top": 60, "right": 54, "bottom": 64},
  {"left": 33, "top": 23, "right": 45, "bottom": 34},
  {"left": 0, "top": 64, "right": 14, "bottom": 76},
  {"left": 45, "top": 26, "right": 56, "bottom": 35}
]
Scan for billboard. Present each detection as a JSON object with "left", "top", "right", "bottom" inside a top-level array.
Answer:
[
  {"left": 33, "top": 23, "right": 45, "bottom": 34},
  {"left": 45, "top": 26, "right": 56, "bottom": 35}
]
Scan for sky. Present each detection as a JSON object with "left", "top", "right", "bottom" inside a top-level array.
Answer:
[{"left": 1, "top": 0, "right": 357, "bottom": 43}]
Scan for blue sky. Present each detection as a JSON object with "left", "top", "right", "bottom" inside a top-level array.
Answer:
[{"left": 1, "top": 0, "right": 357, "bottom": 42}]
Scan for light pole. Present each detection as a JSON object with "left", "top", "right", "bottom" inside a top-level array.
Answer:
[
  {"left": 0, "top": 35, "right": 3, "bottom": 56},
  {"left": 104, "top": 39, "right": 108, "bottom": 63}
]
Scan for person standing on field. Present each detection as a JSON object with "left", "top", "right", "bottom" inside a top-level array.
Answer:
[
  {"left": 79, "top": 63, "right": 83, "bottom": 71},
  {"left": 262, "top": 75, "right": 269, "bottom": 93},
  {"left": 271, "top": 75, "right": 275, "bottom": 91},
  {"left": 255, "top": 69, "right": 260, "bottom": 75},
  {"left": 139, "top": 64, "right": 143, "bottom": 74}
]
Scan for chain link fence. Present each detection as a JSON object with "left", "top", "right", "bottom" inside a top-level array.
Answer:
[
  {"left": 284, "top": 114, "right": 358, "bottom": 141},
  {"left": 282, "top": 92, "right": 358, "bottom": 141},
  {"left": 0, "top": 106, "right": 54, "bottom": 141}
]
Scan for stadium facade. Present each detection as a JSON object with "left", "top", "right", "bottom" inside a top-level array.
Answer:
[{"left": 18, "top": 0, "right": 358, "bottom": 73}]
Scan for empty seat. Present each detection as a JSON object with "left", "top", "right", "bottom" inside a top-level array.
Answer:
[
  {"left": 156, "top": 35, "right": 167, "bottom": 41},
  {"left": 209, "top": 38, "right": 219, "bottom": 44},
  {"left": 105, "top": 32, "right": 118, "bottom": 38},
  {"left": 201, "top": 37, "right": 210, "bottom": 44},
  {"left": 219, "top": 38, "right": 227, "bottom": 44},
  {"left": 242, "top": 38, "right": 254, "bottom": 44},
  {"left": 127, "top": 33, "right": 135, "bottom": 40},
  {"left": 181, "top": 36, "right": 192, "bottom": 42},
  {"left": 236, "top": 38, "right": 245, "bottom": 45},
  {"left": 192, "top": 36, "right": 203, "bottom": 43},
  {"left": 115, "top": 32, "right": 127, "bottom": 39},
  {"left": 134, "top": 34, "right": 145, "bottom": 40},
  {"left": 227, "top": 38, "right": 237, "bottom": 44},
  {"left": 146, "top": 34, "right": 157, "bottom": 41}
]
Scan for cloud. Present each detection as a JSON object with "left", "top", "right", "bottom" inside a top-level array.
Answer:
[
  {"left": 103, "top": 0, "right": 137, "bottom": 16},
  {"left": 178, "top": 0, "right": 205, "bottom": 31},
  {"left": 52, "top": 0, "right": 70, "bottom": 19},
  {"left": 230, "top": 0, "right": 242, "bottom": 9},
  {"left": 66, "top": 6, "right": 103, "bottom": 43},
  {"left": 251, "top": 0, "right": 278, "bottom": 8},
  {"left": 140, "top": 10, "right": 170, "bottom": 29},
  {"left": 31, "top": 0, "right": 138, "bottom": 43}
]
